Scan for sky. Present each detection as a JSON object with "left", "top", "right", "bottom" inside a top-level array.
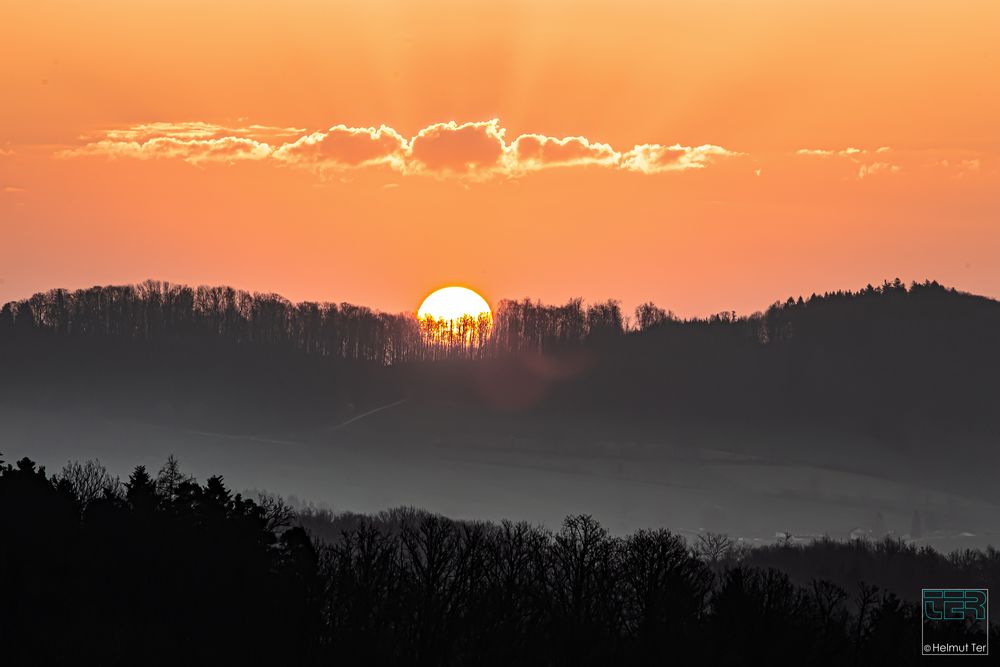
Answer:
[{"left": 1, "top": 0, "right": 998, "bottom": 317}]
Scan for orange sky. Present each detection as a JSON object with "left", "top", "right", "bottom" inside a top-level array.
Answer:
[{"left": 1, "top": 0, "right": 998, "bottom": 317}]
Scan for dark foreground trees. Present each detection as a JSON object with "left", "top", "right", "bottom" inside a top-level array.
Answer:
[
  {"left": 0, "top": 455, "right": 318, "bottom": 666},
  {"left": 1, "top": 455, "right": 995, "bottom": 666}
]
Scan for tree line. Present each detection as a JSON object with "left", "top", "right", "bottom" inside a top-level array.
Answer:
[
  {"left": 2, "top": 454, "right": 995, "bottom": 666},
  {"left": 0, "top": 280, "right": 632, "bottom": 361},
  {"left": 4, "top": 278, "right": 988, "bottom": 363}
]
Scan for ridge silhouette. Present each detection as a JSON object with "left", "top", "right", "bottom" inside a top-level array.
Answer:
[
  {"left": 2, "top": 278, "right": 997, "bottom": 474},
  {"left": 0, "top": 454, "right": 995, "bottom": 665}
]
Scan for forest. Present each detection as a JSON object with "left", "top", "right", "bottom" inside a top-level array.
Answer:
[
  {"left": 2, "top": 278, "right": 998, "bottom": 438},
  {"left": 3, "top": 277, "right": 995, "bottom": 362},
  {"left": 1, "top": 453, "right": 995, "bottom": 666}
]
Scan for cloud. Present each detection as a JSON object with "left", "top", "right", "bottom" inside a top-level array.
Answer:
[
  {"left": 796, "top": 147, "right": 875, "bottom": 158},
  {"left": 794, "top": 145, "right": 998, "bottom": 181},
  {"left": 61, "top": 119, "right": 745, "bottom": 178},
  {"left": 956, "top": 158, "right": 981, "bottom": 172},
  {"left": 2, "top": 186, "right": 26, "bottom": 193},
  {"left": 796, "top": 148, "right": 834, "bottom": 157},
  {"left": 60, "top": 136, "right": 272, "bottom": 164},
  {"left": 58, "top": 121, "right": 302, "bottom": 164},
  {"left": 508, "top": 134, "right": 620, "bottom": 171},
  {"left": 796, "top": 146, "right": 903, "bottom": 180},
  {"left": 103, "top": 121, "right": 302, "bottom": 142},
  {"left": 928, "top": 157, "right": 983, "bottom": 179},
  {"left": 407, "top": 120, "right": 507, "bottom": 175},
  {"left": 52, "top": 124, "right": 994, "bottom": 186},
  {"left": 857, "top": 162, "right": 900, "bottom": 179},
  {"left": 272, "top": 125, "right": 407, "bottom": 169},
  {"left": 620, "top": 144, "right": 742, "bottom": 173}
]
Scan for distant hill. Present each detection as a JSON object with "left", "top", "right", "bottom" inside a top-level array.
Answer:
[{"left": 2, "top": 278, "right": 998, "bottom": 434}]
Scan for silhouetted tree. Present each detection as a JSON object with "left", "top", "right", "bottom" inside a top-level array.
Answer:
[
  {"left": 55, "top": 459, "right": 120, "bottom": 510},
  {"left": 2, "top": 460, "right": 998, "bottom": 665}
]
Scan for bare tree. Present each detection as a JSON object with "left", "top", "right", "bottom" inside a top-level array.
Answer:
[
  {"left": 853, "top": 582, "right": 880, "bottom": 648},
  {"left": 56, "top": 459, "right": 121, "bottom": 509},
  {"left": 694, "top": 532, "right": 734, "bottom": 566},
  {"left": 810, "top": 579, "right": 848, "bottom": 624},
  {"left": 258, "top": 491, "right": 296, "bottom": 532}
]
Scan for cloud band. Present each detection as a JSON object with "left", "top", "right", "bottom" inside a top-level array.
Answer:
[{"left": 60, "top": 119, "right": 743, "bottom": 178}]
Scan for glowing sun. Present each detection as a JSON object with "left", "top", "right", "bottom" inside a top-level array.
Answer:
[{"left": 418, "top": 286, "right": 492, "bottom": 323}]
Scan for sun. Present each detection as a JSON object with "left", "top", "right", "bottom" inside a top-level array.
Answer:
[
  {"left": 417, "top": 286, "right": 493, "bottom": 347},
  {"left": 418, "top": 286, "right": 492, "bottom": 323}
]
